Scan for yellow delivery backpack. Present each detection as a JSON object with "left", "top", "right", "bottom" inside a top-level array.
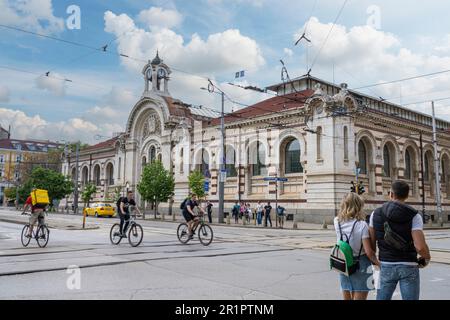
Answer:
[{"left": 31, "top": 189, "right": 50, "bottom": 209}]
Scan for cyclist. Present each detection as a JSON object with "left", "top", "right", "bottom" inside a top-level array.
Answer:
[
  {"left": 22, "top": 188, "right": 46, "bottom": 238},
  {"left": 119, "top": 191, "right": 142, "bottom": 238},
  {"left": 182, "top": 194, "right": 205, "bottom": 239}
]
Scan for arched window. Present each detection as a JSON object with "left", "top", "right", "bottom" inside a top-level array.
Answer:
[
  {"left": 71, "top": 168, "right": 76, "bottom": 181},
  {"left": 358, "top": 140, "right": 367, "bottom": 174},
  {"left": 316, "top": 127, "right": 322, "bottom": 160},
  {"left": 405, "top": 148, "right": 412, "bottom": 180},
  {"left": 285, "top": 139, "right": 303, "bottom": 174},
  {"left": 142, "top": 156, "right": 147, "bottom": 168},
  {"left": 149, "top": 146, "right": 156, "bottom": 163},
  {"left": 383, "top": 145, "right": 391, "bottom": 177},
  {"left": 196, "top": 149, "right": 210, "bottom": 177},
  {"left": 93, "top": 165, "right": 101, "bottom": 186},
  {"left": 180, "top": 148, "right": 184, "bottom": 174},
  {"left": 225, "top": 146, "right": 237, "bottom": 177},
  {"left": 157, "top": 153, "right": 162, "bottom": 162},
  {"left": 106, "top": 163, "right": 114, "bottom": 186},
  {"left": 344, "top": 127, "right": 349, "bottom": 161},
  {"left": 82, "top": 167, "right": 89, "bottom": 186},
  {"left": 251, "top": 142, "right": 267, "bottom": 177},
  {"left": 442, "top": 158, "right": 447, "bottom": 183}
]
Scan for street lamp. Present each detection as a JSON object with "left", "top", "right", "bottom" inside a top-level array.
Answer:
[{"left": 200, "top": 82, "right": 226, "bottom": 224}]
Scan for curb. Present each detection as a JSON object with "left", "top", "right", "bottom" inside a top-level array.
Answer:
[{"left": 0, "top": 218, "right": 99, "bottom": 231}]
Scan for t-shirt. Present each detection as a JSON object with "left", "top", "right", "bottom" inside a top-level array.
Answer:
[
  {"left": 120, "top": 197, "right": 136, "bottom": 214},
  {"left": 369, "top": 211, "right": 423, "bottom": 266},
  {"left": 256, "top": 204, "right": 264, "bottom": 213},
  {"left": 25, "top": 196, "right": 34, "bottom": 213},
  {"left": 184, "top": 200, "right": 198, "bottom": 215},
  {"left": 264, "top": 205, "right": 272, "bottom": 214},
  {"left": 334, "top": 217, "right": 370, "bottom": 257},
  {"left": 277, "top": 207, "right": 285, "bottom": 216},
  {"left": 207, "top": 203, "right": 212, "bottom": 213}
]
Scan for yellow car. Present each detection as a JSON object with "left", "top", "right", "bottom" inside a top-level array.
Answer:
[{"left": 84, "top": 203, "right": 116, "bottom": 218}]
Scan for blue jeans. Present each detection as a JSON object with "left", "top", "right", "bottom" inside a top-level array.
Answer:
[{"left": 377, "top": 264, "right": 420, "bottom": 300}]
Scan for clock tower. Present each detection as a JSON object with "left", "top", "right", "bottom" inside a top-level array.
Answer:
[{"left": 142, "top": 51, "right": 171, "bottom": 96}]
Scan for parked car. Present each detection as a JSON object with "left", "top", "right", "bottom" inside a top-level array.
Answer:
[{"left": 84, "top": 203, "right": 115, "bottom": 218}]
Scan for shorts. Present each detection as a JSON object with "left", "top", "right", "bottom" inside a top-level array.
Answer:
[
  {"left": 30, "top": 211, "right": 45, "bottom": 226},
  {"left": 339, "top": 255, "right": 374, "bottom": 292},
  {"left": 182, "top": 210, "right": 195, "bottom": 222}
]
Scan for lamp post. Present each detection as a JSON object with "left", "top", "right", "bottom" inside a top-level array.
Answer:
[{"left": 201, "top": 82, "right": 226, "bottom": 224}]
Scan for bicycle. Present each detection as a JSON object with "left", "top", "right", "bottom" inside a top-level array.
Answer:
[
  {"left": 20, "top": 213, "right": 50, "bottom": 248},
  {"left": 110, "top": 214, "right": 143, "bottom": 247},
  {"left": 177, "top": 214, "right": 213, "bottom": 246}
]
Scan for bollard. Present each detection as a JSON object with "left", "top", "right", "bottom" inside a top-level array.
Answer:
[
  {"left": 226, "top": 214, "right": 231, "bottom": 225},
  {"left": 322, "top": 220, "right": 328, "bottom": 229},
  {"left": 162, "top": 213, "right": 165, "bottom": 221},
  {"left": 172, "top": 212, "right": 176, "bottom": 221},
  {"left": 293, "top": 221, "right": 298, "bottom": 229}
]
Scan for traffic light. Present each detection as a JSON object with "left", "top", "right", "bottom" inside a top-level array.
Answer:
[
  {"left": 358, "top": 181, "right": 365, "bottom": 195},
  {"left": 350, "top": 181, "right": 356, "bottom": 193}
]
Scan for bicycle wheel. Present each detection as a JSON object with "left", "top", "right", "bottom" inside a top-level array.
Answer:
[
  {"left": 110, "top": 224, "right": 122, "bottom": 245},
  {"left": 177, "top": 223, "right": 190, "bottom": 244},
  {"left": 36, "top": 225, "right": 50, "bottom": 248},
  {"left": 128, "top": 223, "right": 143, "bottom": 247},
  {"left": 198, "top": 224, "right": 213, "bottom": 246},
  {"left": 21, "top": 225, "right": 31, "bottom": 247}
]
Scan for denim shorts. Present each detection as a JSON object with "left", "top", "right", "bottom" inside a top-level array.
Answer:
[{"left": 339, "top": 255, "right": 375, "bottom": 292}]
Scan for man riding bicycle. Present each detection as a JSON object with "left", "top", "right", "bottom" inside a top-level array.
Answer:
[
  {"left": 22, "top": 188, "right": 46, "bottom": 238},
  {"left": 182, "top": 194, "right": 206, "bottom": 239},
  {"left": 118, "top": 191, "right": 142, "bottom": 238}
]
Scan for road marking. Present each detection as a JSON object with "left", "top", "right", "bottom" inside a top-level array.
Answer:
[{"left": 430, "top": 278, "right": 444, "bottom": 282}]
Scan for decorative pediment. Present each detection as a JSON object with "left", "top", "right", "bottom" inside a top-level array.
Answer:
[{"left": 142, "top": 113, "right": 161, "bottom": 141}]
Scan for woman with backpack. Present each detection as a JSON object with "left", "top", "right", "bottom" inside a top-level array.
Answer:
[{"left": 333, "top": 193, "right": 380, "bottom": 300}]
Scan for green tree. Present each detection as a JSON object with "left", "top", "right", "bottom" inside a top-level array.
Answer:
[
  {"left": 4, "top": 187, "right": 17, "bottom": 201},
  {"left": 17, "top": 167, "right": 74, "bottom": 207},
  {"left": 188, "top": 170, "right": 205, "bottom": 199},
  {"left": 81, "top": 183, "right": 97, "bottom": 211},
  {"left": 137, "top": 161, "right": 175, "bottom": 219}
]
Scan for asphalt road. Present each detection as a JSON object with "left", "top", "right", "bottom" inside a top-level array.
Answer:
[{"left": 0, "top": 210, "right": 450, "bottom": 300}]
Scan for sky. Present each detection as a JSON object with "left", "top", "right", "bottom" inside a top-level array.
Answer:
[{"left": 1, "top": 0, "right": 450, "bottom": 144}]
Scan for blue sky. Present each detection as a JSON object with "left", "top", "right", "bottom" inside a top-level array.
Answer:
[{"left": 1, "top": 0, "right": 450, "bottom": 143}]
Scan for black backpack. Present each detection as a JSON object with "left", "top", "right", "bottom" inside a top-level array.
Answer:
[
  {"left": 180, "top": 198, "right": 189, "bottom": 210},
  {"left": 116, "top": 197, "right": 124, "bottom": 209}
]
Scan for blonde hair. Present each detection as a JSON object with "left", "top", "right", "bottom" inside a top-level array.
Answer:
[{"left": 338, "top": 193, "right": 365, "bottom": 222}]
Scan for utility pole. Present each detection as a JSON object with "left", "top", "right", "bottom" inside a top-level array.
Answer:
[
  {"left": 218, "top": 91, "right": 225, "bottom": 224},
  {"left": 73, "top": 142, "right": 80, "bottom": 215},
  {"left": 419, "top": 132, "right": 426, "bottom": 220},
  {"left": 431, "top": 102, "right": 443, "bottom": 227}
]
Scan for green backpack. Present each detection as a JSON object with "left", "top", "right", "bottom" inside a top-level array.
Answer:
[{"left": 330, "top": 221, "right": 362, "bottom": 276}]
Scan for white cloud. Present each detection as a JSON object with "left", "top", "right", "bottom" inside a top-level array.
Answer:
[
  {"left": 104, "top": 10, "right": 265, "bottom": 75},
  {"left": 284, "top": 48, "right": 293, "bottom": 57},
  {"left": 0, "top": 85, "right": 10, "bottom": 102},
  {"left": 0, "top": 107, "right": 123, "bottom": 144},
  {"left": 137, "top": 7, "right": 183, "bottom": 29},
  {"left": 0, "top": 0, "right": 64, "bottom": 34},
  {"left": 207, "top": 0, "right": 265, "bottom": 7},
  {"left": 35, "top": 73, "right": 66, "bottom": 96}
]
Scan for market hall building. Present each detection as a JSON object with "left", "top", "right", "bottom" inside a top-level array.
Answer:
[{"left": 61, "top": 54, "right": 450, "bottom": 224}]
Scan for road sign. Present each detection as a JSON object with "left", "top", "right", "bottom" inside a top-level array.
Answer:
[
  {"left": 204, "top": 181, "right": 210, "bottom": 192},
  {"left": 220, "top": 170, "right": 227, "bottom": 183},
  {"left": 263, "top": 177, "right": 288, "bottom": 182}
]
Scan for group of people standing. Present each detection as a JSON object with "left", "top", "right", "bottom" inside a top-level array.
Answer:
[
  {"left": 334, "top": 180, "right": 431, "bottom": 300},
  {"left": 231, "top": 201, "right": 286, "bottom": 228}
]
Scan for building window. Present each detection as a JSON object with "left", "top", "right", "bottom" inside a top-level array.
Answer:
[
  {"left": 405, "top": 148, "right": 412, "bottom": 180},
  {"left": 344, "top": 126, "right": 349, "bottom": 161},
  {"left": 82, "top": 167, "right": 89, "bottom": 186},
  {"left": 118, "top": 158, "right": 121, "bottom": 179},
  {"left": 93, "top": 165, "right": 101, "bottom": 186},
  {"left": 106, "top": 163, "right": 114, "bottom": 186},
  {"left": 358, "top": 140, "right": 367, "bottom": 175},
  {"left": 16, "top": 155, "right": 22, "bottom": 163},
  {"left": 149, "top": 146, "right": 156, "bottom": 163},
  {"left": 316, "top": 127, "right": 322, "bottom": 160},
  {"left": 0, "top": 155, "right": 4, "bottom": 163},
  {"left": 383, "top": 145, "right": 391, "bottom": 177},
  {"left": 442, "top": 159, "right": 446, "bottom": 183},
  {"left": 196, "top": 149, "right": 210, "bottom": 178},
  {"left": 285, "top": 139, "right": 303, "bottom": 174},
  {"left": 251, "top": 141, "right": 267, "bottom": 177},
  {"left": 180, "top": 149, "right": 184, "bottom": 174},
  {"left": 225, "top": 146, "right": 237, "bottom": 177}
]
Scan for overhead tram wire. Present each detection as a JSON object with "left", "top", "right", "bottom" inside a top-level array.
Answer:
[{"left": 308, "top": 0, "right": 348, "bottom": 73}]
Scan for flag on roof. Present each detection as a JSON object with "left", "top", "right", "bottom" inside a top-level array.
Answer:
[{"left": 235, "top": 70, "right": 245, "bottom": 78}]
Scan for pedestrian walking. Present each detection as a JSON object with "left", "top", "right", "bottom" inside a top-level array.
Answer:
[
  {"left": 277, "top": 205, "right": 286, "bottom": 229},
  {"left": 264, "top": 202, "right": 272, "bottom": 228},
  {"left": 369, "top": 180, "right": 431, "bottom": 300},
  {"left": 206, "top": 200, "right": 213, "bottom": 224},
  {"left": 256, "top": 201, "right": 263, "bottom": 226},
  {"left": 333, "top": 193, "right": 380, "bottom": 300},
  {"left": 232, "top": 202, "right": 240, "bottom": 224}
]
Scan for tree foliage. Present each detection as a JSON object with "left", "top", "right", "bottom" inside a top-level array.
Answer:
[
  {"left": 4, "top": 187, "right": 17, "bottom": 200},
  {"left": 137, "top": 161, "right": 175, "bottom": 218},
  {"left": 188, "top": 170, "right": 205, "bottom": 199},
  {"left": 18, "top": 167, "right": 74, "bottom": 205},
  {"left": 81, "top": 183, "right": 97, "bottom": 208}
]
